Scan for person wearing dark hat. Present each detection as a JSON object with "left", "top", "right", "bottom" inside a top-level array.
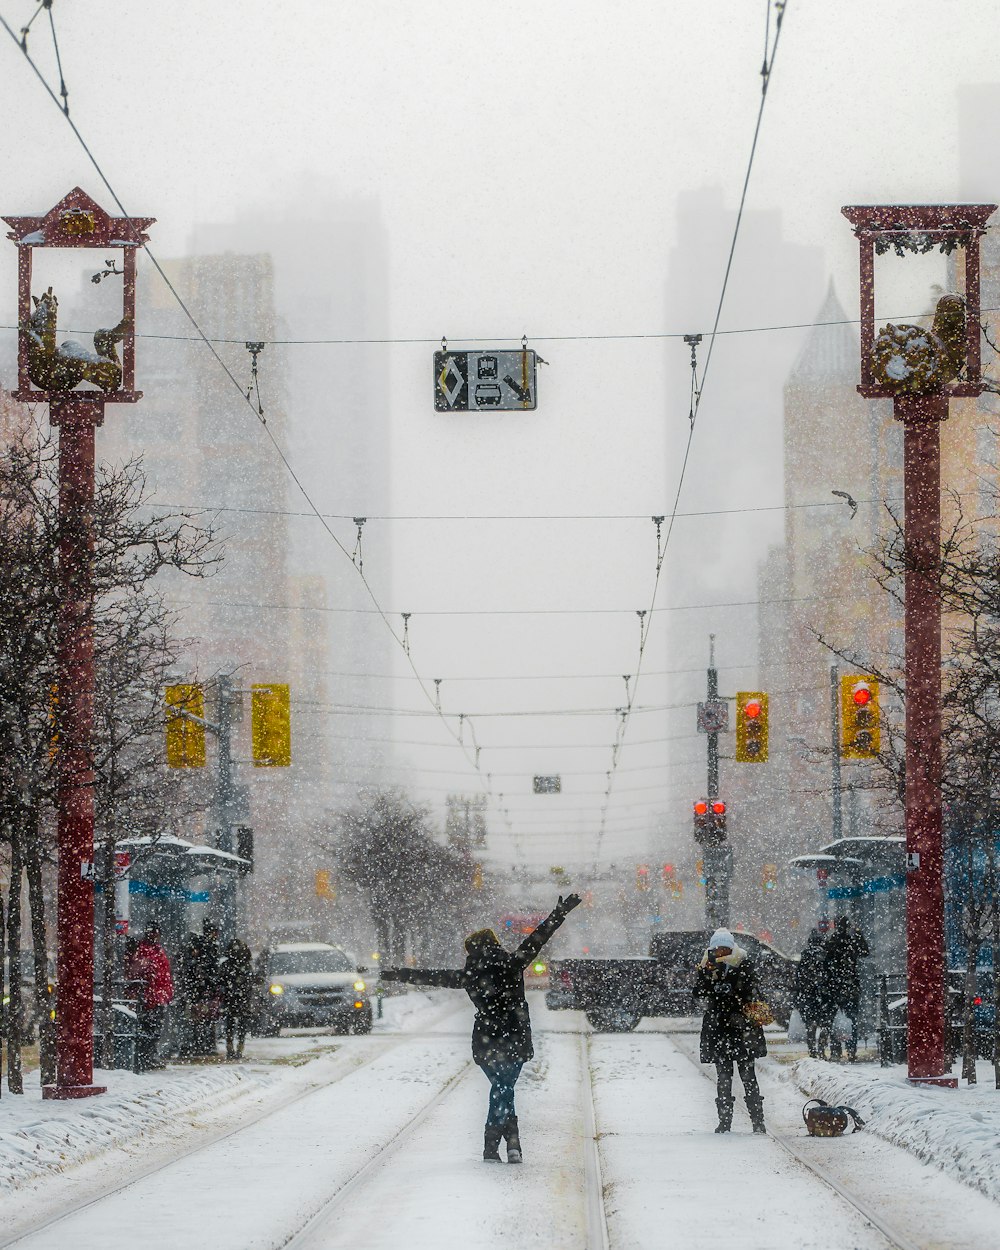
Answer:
[
  {"left": 381, "top": 894, "right": 581, "bottom": 1164},
  {"left": 180, "top": 919, "right": 224, "bottom": 1056},
  {"left": 693, "top": 928, "right": 768, "bottom": 1134}
]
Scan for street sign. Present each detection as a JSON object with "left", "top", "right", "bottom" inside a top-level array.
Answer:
[
  {"left": 533, "top": 775, "right": 561, "bottom": 794},
  {"left": 434, "top": 350, "right": 537, "bottom": 412},
  {"left": 697, "top": 699, "right": 729, "bottom": 734}
]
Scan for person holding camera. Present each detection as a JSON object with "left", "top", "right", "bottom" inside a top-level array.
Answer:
[
  {"left": 381, "top": 893, "right": 581, "bottom": 1165},
  {"left": 693, "top": 928, "right": 768, "bottom": 1134}
]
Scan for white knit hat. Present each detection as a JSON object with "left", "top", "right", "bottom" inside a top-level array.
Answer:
[{"left": 708, "top": 928, "right": 737, "bottom": 950}]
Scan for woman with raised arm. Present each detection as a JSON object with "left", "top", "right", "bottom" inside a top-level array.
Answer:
[{"left": 381, "top": 893, "right": 581, "bottom": 1164}]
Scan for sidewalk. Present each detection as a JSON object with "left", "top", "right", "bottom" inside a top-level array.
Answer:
[{"left": 766, "top": 1037, "right": 1000, "bottom": 1205}]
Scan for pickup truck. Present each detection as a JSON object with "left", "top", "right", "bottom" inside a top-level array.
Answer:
[{"left": 546, "top": 929, "right": 798, "bottom": 1032}]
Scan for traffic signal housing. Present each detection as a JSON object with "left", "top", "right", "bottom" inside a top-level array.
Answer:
[
  {"left": 251, "top": 683, "right": 291, "bottom": 767},
  {"left": 694, "top": 799, "right": 727, "bottom": 845},
  {"left": 761, "top": 863, "right": 778, "bottom": 893},
  {"left": 735, "top": 692, "right": 769, "bottom": 763},
  {"left": 636, "top": 864, "right": 651, "bottom": 891},
  {"left": 840, "top": 675, "right": 880, "bottom": 760},
  {"left": 165, "top": 684, "right": 206, "bottom": 768}
]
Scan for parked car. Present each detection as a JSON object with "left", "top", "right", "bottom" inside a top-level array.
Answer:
[
  {"left": 546, "top": 928, "right": 798, "bottom": 1032},
  {"left": 255, "top": 942, "right": 373, "bottom": 1036}
]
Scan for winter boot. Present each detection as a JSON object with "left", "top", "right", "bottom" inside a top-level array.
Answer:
[
  {"left": 503, "top": 1117, "right": 523, "bottom": 1164},
  {"left": 483, "top": 1125, "right": 503, "bottom": 1162},
  {"left": 746, "top": 1093, "right": 766, "bottom": 1135},
  {"left": 714, "top": 1098, "right": 733, "bottom": 1134}
]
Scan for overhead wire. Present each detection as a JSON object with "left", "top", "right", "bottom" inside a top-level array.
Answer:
[
  {"left": 0, "top": 10, "right": 526, "bottom": 860},
  {"left": 592, "top": 0, "right": 791, "bottom": 866}
]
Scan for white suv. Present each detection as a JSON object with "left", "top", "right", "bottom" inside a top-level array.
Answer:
[{"left": 256, "top": 942, "right": 373, "bottom": 1035}]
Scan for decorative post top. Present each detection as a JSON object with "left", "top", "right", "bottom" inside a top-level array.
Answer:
[
  {"left": 841, "top": 202, "right": 997, "bottom": 402},
  {"left": 3, "top": 186, "right": 154, "bottom": 249}
]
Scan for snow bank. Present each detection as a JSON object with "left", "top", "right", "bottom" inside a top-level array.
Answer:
[
  {"left": 0, "top": 1063, "right": 268, "bottom": 1193},
  {"left": 792, "top": 1058, "right": 1000, "bottom": 1205}
]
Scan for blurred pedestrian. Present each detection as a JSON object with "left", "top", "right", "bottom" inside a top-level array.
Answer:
[
  {"left": 693, "top": 928, "right": 768, "bottom": 1134},
  {"left": 823, "top": 916, "right": 870, "bottom": 1062},
  {"left": 794, "top": 929, "right": 834, "bottom": 1060},
  {"left": 221, "top": 938, "right": 256, "bottom": 1060},
  {"left": 180, "top": 919, "right": 223, "bottom": 1057},
  {"left": 128, "top": 924, "right": 174, "bottom": 1071},
  {"left": 381, "top": 894, "right": 581, "bottom": 1164}
]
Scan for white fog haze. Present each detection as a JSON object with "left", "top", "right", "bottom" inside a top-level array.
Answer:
[{"left": 2, "top": 4, "right": 1000, "bottom": 1247}]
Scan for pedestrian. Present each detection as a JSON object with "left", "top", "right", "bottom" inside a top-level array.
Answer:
[
  {"left": 823, "top": 916, "right": 870, "bottom": 1062},
  {"left": 693, "top": 928, "right": 768, "bottom": 1134},
  {"left": 180, "top": 919, "right": 223, "bottom": 1057},
  {"left": 794, "top": 929, "right": 834, "bottom": 1060},
  {"left": 128, "top": 924, "right": 174, "bottom": 1072},
  {"left": 381, "top": 893, "right": 581, "bottom": 1164},
  {"left": 221, "top": 938, "right": 256, "bottom": 1060}
]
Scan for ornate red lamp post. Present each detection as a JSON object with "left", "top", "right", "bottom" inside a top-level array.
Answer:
[
  {"left": 842, "top": 203, "right": 996, "bottom": 1086},
  {"left": 4, "top": 188, "right": 154, "bottom": 1098}
]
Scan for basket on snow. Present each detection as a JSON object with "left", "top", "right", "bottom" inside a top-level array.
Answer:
[{"left": 802, "top": 1098, "right": 865, "bottom": 1137}]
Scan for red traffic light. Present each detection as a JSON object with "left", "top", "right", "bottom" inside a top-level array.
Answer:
[
  {"left": 973, "top": 996, "right": 983, "bottom": 1006},
  {"left": 663, "top": 863, "right": 674, "bottom": 874},
  {"left": 852, "top": 683, "right": 872, "bottom": 706},
  {"left": 711, "top": 801, "right": 726, "bottom": 815},
  {"left": 744, "top": 700, "right": 762, "bottom": 719},
  {"left": 693, "top": 800, "right": 709, "bottom": 815}
]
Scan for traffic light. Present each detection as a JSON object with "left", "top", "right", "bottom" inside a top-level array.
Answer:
[
  {"left": 761, "top": 863, "right": 778, "bottom": 892},
  {"left": 165, "top": 684, "right": 206, "bottom": 768},
  {"left": 472, "top": 863, "right": 483, "bottom": 890},
  {"left": 696, "top": 859, "right": 706, "bottom": 886},
  {"left": 315, "top": 869, "right": 335, "bottom": 899},
  {"left": 695, "top": 799, "right": 727, "bottom": 845},
  {"left": 662, "top": 862, "right": 675, "bottom": 887},
  {"left": 840, "top": 675, "right": 880, "bottom": 759},
  {"left": 252, "top": 683, "right": 291, "bottom": 767},
  {"left": 636, "top": 864, "right": 651, "bottom": 891},
  {"left": 735, "top": 692, "right": 769, "bottom": 763}
]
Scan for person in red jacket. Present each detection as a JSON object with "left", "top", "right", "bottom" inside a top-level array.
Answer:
[{"left": 129, "top": 924, "right": 174, "bottom": 1071}]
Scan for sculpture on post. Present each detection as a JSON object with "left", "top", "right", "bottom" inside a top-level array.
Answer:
[{"left": 24, "top": 286, "right": 128, "bottom": 393}]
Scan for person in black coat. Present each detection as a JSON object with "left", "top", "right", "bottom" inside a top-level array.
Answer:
[
  {"left": 381, "top": 893, "right": 581, "bottom": 1164},
  {"left": 794, "top": 929, "right": 834, "bottom": 1059},
  {"left": 823, "top": 916, "right": 870, "bottom": 1062},
  {"left": 693, "top": 928, "right": 768, "bottom": 1134},
  {"left": 220, "top": 938, "right": 256, "bottom": 1060}
]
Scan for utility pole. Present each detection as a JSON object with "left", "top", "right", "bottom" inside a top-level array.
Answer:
[
  {"left": 697, "top": 635, "right": 731, "bottom": 930},
  {"left": 830, "top": 665, "right": 843, "bottom": 843}
]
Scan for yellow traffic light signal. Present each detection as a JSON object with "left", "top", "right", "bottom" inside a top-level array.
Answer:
[
  {"left": 165, "top": 684, "right": 206, "bottom": 768},
  {"left": 472, "top": 863, "right": 483, "bottom": 890},
  {"left": 315, "top": 869, "right": 335, "bottom": 899},
  {"left": 735, "top": 692, "right": 769, "bottom": 763},
  {"left": 251, "top": 683, "right": 291, "bottom": 767},
  {"left": 840, "top": 675, "right": 880, "bottom": 759}
]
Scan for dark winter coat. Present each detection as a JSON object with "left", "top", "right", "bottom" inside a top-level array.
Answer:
[
  {"left": 220, "top": 943, "right": 256, "bottom": 1020},
  {"left": 382, "top": 903, "right": 571, "bottom": 1065},
  {"left": 182, "top": 933, "right": 222, "bottom": 1005},
  {"left": 693, "top": 946, "right": 768, "bottom": 1065},
  {"left": 822, "top": 924, "right": 870, "bottom": 1009},
  {"left": 793, "top": 936, "right": 833, "bottom": 1024}
]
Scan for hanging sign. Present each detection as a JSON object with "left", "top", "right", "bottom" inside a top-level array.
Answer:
[{"left": 434, "top": 349, "right": 537, "bottom": 411}]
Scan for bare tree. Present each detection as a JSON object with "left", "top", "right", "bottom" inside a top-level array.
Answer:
[{"left": 0, "top": 421, "right": 220, "bottom": 1088}]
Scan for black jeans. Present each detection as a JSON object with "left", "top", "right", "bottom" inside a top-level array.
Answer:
[
  {"left": 136, "top": 1004, "right": 166, "bottom": 1071},
  {"left": 715, "top": 1056, "right": 761, "bottom": 1107}
]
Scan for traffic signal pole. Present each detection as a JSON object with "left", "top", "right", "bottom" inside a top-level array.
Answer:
[
  {"left": 704, "top": 637, "right": 731, "bottom": 929},
  {"left": 830, "top": 665, "right": 843, "bottom": 843}
]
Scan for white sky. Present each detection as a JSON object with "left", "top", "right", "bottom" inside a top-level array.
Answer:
[{"left": 1, "top": 0, "right": 999, "bottom": 871}]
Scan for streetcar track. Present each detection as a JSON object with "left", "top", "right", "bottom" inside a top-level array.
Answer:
[
  {"left": 279, "top": 1061, "right": 476, "bottom": 1249},
  {"left": 580, "top": 1033, "right": 612, "bottom": 1250},
  {"left": 667, "top": 1033, "right": 924, "bottom": 1250},
  {"left": 0, "top": 1000, "right": 469, "bottom": 1250}
]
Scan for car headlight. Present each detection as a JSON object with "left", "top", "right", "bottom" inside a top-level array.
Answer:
[
  {"left": 354, "top": 980, "right": 366, "bottom": 992},
  {"left": 269, "top": 983, "right": 285, "bottom": 996}
]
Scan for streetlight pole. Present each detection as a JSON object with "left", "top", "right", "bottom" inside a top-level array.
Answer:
[
  {"left": 4, "top": 189, "right": 155, "bottom": 1099},
  {"left": 830, "top": 665, "right": 843, "bottom": 843},
  {"left": 842, "top": 202, "right": 996, "bottom": 1087}
]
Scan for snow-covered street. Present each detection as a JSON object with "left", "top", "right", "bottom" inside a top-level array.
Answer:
[{"left": 3, "top": 995, "right": 998, "bottom": 1250}]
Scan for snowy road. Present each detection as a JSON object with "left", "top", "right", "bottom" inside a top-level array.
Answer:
[{"left": 3, "top": 998, "right": 998, "bottom": 1250}]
